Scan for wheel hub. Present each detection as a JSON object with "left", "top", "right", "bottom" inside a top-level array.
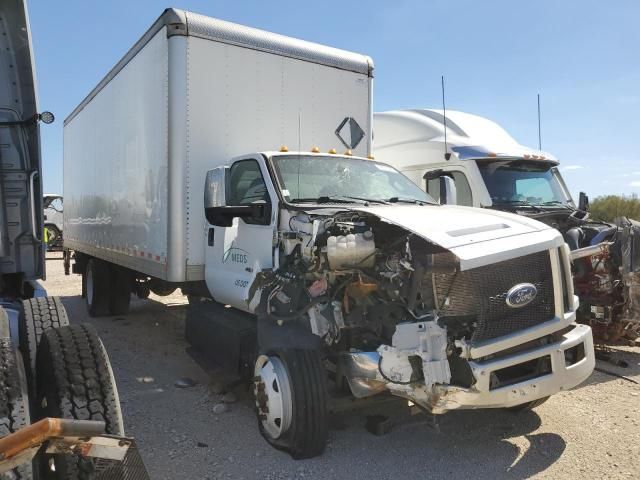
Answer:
[{"left": 254, "top": 355, "right": 292, "bottom": 439}]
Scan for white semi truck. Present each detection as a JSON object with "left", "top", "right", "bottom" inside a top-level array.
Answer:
[
  {"left": 374, "top": 109, "right": 640, "bottom": 345},
  {"left": 64, "top": 9, "right": 594, "bottom": 459}
]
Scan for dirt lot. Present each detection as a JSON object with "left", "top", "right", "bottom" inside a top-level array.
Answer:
[{"left": 42, "top": 252, "right": 640, "bottom": 479}]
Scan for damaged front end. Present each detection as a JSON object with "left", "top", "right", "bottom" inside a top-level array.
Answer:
[{"left": 252, "top": 206, "right": 594, "bottom": 413}]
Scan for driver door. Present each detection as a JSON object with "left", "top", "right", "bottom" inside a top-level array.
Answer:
[{"left": 205, "top": 156, "right": 277, "bottom": 312}]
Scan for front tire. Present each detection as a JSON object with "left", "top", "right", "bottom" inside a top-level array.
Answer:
[
  {"left": 85, "top": 258, "right": 111, "bottom": 317},
  {"left": 254, "top": 349, "right": 328, "bottom": 459}
]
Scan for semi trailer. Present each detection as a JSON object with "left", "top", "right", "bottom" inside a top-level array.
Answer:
[
  {"left": 373, "top": 109, "right": 640, "bottom": 345},
  {"left": 0, "top": 1, "right": 148, "bottom": 478},
  {"left": 64, "top": 8, "right": 595, "bottom": 459}
]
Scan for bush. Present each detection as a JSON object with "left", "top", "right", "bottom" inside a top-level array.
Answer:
[{"left": 590, "top": 194, "right": 640, "bottom": 222}]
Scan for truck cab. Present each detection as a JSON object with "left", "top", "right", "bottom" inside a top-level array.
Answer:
[
  {"left": 374, "top": 109, "right": 640, "bottom": 344},
  {"left": 197, "top": 148, "right": 594, "bottom": 457}
]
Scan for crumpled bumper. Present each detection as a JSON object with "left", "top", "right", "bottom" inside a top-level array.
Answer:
[
  {"left": 429, "top": 322, "right": 594, "bottom": 413},
  {"left": 340, "top": 322, "right": 595, "bottom": 413}
]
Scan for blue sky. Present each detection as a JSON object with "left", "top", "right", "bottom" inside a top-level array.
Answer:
[{"left": 30, "top": 0, "right": 639, "bottom": 198}]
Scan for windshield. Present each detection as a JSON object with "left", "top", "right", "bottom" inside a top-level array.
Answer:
[
  {"left": 271, "top": 155, "right": 436, "bottom": 204},
  {"left": 476, "top": 160, "right": 572, "bottom": 207}
]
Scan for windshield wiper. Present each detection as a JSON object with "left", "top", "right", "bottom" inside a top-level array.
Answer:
[
  {"left": 540, "top": 200, "right": 570, "bottom": 207},
  {"left": 493, "top": 200, "right": 546, "bottom": 212},
  {"left": 387, "top": 197, "right": 428, "bottom": 205},
  {"left": 291, "top": 195, "right": 389, "bottom": 205}
]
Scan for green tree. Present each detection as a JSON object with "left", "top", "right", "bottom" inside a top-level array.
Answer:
[{"left": 590, "top": 194, "right": 640, "bottom": 222}]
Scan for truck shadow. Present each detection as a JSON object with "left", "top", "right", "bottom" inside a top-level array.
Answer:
[{"left": 56, "top": 293, "right": 567, "bottom": 480}]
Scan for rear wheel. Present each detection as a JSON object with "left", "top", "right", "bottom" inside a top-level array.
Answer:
[
  {"left": 85, "top": 259, "right": 111, "bottom": 317},
  {"left": 36, "top": 324, "right": 124, "bottom": 479},
  {"left": 109, "top": 266, "right": 132, "bottom": 316},
  {"left": 254, "top": 349, "right": 328, "bottom": 459},
  {"left": 0, "top": 337, "right": 32, "bottom": 479}
]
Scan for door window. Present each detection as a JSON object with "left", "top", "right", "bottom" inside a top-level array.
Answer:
[
  {"left": 228, "top": 160, "right": 269, "bottom": 205},
  {"left": 227, "top": 160, "right": 271, "bottom": 225}
]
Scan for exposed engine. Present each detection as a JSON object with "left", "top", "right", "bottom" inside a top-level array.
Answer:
[{"left": 531, "top": 210, "right": 640, "bottom": 345}]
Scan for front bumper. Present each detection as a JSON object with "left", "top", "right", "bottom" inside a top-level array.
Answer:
[{"left": 429, "top": 322, "right": 594, "bottom": 413}]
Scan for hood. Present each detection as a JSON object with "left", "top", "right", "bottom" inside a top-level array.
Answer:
[{"left": 350, "top": 204, "right": 564, "bottom": 270}]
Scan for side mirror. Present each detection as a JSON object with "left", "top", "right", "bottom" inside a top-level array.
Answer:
[
  {"left": 204, "top": 167, "right": 228, "bottom": 209},
  {"left": 439, "top": 175, "right": 457, "bottom": 205},
  {"left": 578, "top": 191, "right": 589, "bottom": 212}
]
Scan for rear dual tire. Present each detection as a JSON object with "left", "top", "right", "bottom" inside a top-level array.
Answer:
[{"left": 85, "top": 259, "right": 131, "bottom": 317}]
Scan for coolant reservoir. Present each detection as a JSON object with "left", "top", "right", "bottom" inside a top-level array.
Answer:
[{"left": 327, "top": 231, "right": 375, "bottom": 269}]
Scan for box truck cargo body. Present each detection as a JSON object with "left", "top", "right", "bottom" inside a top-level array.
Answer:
[{"left": 63, "top": 9, "right": 373, "bottom": 283}]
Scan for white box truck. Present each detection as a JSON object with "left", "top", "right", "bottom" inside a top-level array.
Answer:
[
  {"left": 373, "top": 109, "right": 640, "bottom": 345},
  {"left": 64, "top": 9, "right": 594, "bottom": 459}
]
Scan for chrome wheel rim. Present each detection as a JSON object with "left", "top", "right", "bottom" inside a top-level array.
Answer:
[{"left": 254, "top": 355, "right": 292, "bottom": 439}]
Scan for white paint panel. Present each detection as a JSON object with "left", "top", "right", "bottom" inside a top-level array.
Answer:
[
  {"left": 184, "top": 37, "right": 371, "bottom": 267},
  {"left": 64, "top": 30, "right": 169, "bottom": 274}
]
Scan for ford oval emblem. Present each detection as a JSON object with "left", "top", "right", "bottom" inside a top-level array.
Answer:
[{"left": 506, "top": 283, "right": 538, "bottom": 308}]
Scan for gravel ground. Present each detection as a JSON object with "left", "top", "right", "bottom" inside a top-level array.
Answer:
[{"left": 42, "top": 252, "right": 640, "bottom": 479}]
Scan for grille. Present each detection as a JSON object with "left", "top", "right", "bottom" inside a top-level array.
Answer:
[{"left": 434, "top": 250, "right": 555, "bottom": 343}]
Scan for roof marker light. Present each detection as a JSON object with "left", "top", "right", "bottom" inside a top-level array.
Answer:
[
  {"left": 488, "top": 152, "right": 497, "bottom": 157},
  {"left": 344, "top": 149, "right": 353, "bottom": 156},
  {"left": 328, "top": 148, "right": 337, "bottom": 154},
  {"left": 311, "top": 146, "right": 320, "bottom": 153},
  {"left": 279, "top": 145, "right": 289, "bottom": 152}
]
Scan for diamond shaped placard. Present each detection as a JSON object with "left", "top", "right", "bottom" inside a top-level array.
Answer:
[{"left": 335, "top": 117, "right": 365, "bottom": 150}]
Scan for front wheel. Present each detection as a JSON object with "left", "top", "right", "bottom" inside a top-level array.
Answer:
[{"left": 253, "top": 349, "right": 328, "bottom": 459}]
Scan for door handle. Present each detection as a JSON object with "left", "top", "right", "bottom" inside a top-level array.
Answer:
[{"left": 208, "top": 227, "right": 215, "bottom": 246}]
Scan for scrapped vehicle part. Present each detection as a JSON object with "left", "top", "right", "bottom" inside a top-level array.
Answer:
[
  {"left": 0, "top": 418, "right": 150, "bottom": 479},
  {"left": 570, "top": 218, "right": 640, "bottom": 345}
]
